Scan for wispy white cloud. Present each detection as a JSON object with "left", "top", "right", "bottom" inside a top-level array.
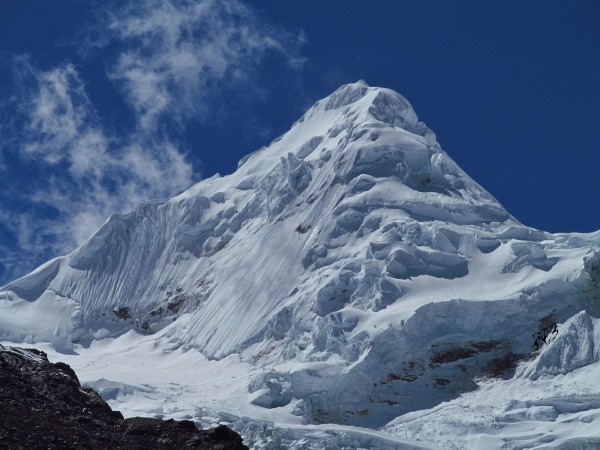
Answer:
[
  {"left": 3, "top": 58, "right": 195, "bottom": 261},
  {"left": 19, "top": 62, "right": 106, "bottom": 162},
  {"left": 104, "top": 0, "right": 305, "bottom": 131},
  {"left": 0, "top": 0, "right": 305, "bottom": 284}
]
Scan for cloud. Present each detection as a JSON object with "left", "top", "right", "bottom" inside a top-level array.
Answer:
[
  {"left": 0, "top": 0, "right": 305, "bottom": 284},
  {"left": 13, "top": 58, "right": 110, "bottom": 175},
  {"left": 1, "top": 58, "right": 195, "bottom": 271},
  {"left": 103, "top": 0, "right": 305, "bottom": 132}
]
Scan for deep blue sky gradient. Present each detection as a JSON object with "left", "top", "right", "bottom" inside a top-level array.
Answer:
[{"left": 0, "top": 0, "right": 599, "bottom": 284}]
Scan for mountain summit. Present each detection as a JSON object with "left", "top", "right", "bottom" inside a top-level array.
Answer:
[{"left": 1, "top": 82, "right": 599, "bottom": 449}]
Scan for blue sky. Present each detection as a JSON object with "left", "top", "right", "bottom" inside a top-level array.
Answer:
[{"left": 1, "top": 0, "right": 599, "bottom": 285}]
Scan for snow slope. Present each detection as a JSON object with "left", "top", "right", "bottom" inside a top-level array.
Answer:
[{"left": 2, "top": 81, "right": 599, "bottom": 449}]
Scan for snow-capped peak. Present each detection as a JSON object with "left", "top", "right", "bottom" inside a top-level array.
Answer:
[
  {"left": 238, "top": 80, "right": 436, "bottom": 173},
  {"left": 0, "top": 81, "right": 543, "bottom": 355},
  {"left": 236, "top": 80, "right": 507, "bottom": 221},
  {"left": 1, "top": 82, "right": 599, "bottom": 450}
]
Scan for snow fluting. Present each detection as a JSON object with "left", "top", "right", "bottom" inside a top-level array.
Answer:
[{"left": 1, "top": 81, "right": 599, "bottom": 449}]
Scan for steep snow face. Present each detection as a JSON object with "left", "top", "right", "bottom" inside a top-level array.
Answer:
[{"left": 1, "top": 81, "right": 600, "bottom": 446}]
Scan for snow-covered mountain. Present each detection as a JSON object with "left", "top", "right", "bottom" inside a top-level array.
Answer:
[{"left": 1, "top": 81, "right": 599, "bottom": 449}]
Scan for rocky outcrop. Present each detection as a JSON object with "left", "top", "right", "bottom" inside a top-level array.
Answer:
[{"left": 0, "top": 344, "right": 247, "bottom": 450}]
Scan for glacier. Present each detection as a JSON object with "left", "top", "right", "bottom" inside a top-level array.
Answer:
[{"left": 1, "top": 81, "right": 599, "bottom": 449}]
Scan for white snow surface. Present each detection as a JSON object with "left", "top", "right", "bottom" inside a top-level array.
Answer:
[{"left": 2, "top": 81, "right": 600, "bottom": 449}]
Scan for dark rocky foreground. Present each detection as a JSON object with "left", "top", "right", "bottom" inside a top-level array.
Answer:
[{"left": 0, "top": 344, "right": 248, "bottom": 450}]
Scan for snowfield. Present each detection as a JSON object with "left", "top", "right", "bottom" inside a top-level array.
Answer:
[{"left": 1, "top": 81, "right": 599, "bottom": 449}]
